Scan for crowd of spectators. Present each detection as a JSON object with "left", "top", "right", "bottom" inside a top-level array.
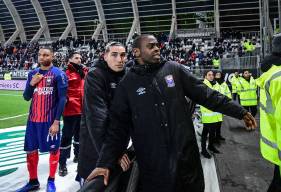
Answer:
[{"left": 0, "top": 31, "right": 260, "bottom": 72}]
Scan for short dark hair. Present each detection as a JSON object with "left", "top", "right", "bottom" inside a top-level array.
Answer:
[
  {"left": 204, "top": 70, "right": 213, "bottom": 77},
  {"left": 40, "top": 46, "right": 53, "bottom": 53},
  {"left": 132, "top": 34, "right": 155, "bottom": 49},
  {"left": 68, "top": 52, "right": 80, "bottom": 61},
  {"left": 105, "top": 41, "right": 125, "bottom": 53}
]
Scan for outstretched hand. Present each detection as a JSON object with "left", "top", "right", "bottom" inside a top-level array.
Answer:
[
  {"left": 85, "top": 167, "right": 110, "bottom": 186},
  {"left": 242, "top": 112, "right": 257, "bottom": 130}
]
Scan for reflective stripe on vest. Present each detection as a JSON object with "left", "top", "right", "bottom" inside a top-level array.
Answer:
[
  {"left": 261, "top": 136, "right": 281, "bottom": 160},
  {"left": 258, "top": 66, "right": 281, "bottom": 167},
  {"left": 201, "top": 112, "right": 220, "bottom": 117},
  {"left": 200, "top": 79, "right": 222, "bottom": 123},
  {"left": 237, "top": 77, "right": 257, "bottom": 106},
  {"left": 264, "top": 71, "right": 281, "bottom": 114}
]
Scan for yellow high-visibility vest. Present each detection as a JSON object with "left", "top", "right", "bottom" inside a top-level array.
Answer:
[
  {"left": 4, "top": 72, "right": 12, "bottom": 80},
  {"left": 200, "top": 79, "right": 222, "bottom": 123},
  {"left": 230, "top": 76, "right": 239, "bottom": 94},
  {"left": 218, "top": 82, "right": 232, "bottom": 99},
  {"left": 212, "top": 59, "right": 220, "bottom": 68},
  {"left": 237, "top": 76, "right": 257, "bottom": 106},
  {"left": 256, "top": 65, "right": 281, "bottom": 169}
]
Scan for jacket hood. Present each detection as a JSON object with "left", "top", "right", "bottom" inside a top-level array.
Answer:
[
  {"left": 130, "top": 57, "right": 167, "bottom": 75},
  {"left": 261, "top": 54, "right": 281, "bottom": 72},
  {"left": 67, "top": 62, "right": 86, "bottom": 79}
]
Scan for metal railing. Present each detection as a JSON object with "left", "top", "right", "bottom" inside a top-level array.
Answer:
[
  {"left": 186, "top": 55, "right": 260, "bottom": 78},
  {"left": 177, "top": 28, "right": 215, "bottom": 38},
  {"left": 221, "top": 55, "right": 260, "bottom": 70}
]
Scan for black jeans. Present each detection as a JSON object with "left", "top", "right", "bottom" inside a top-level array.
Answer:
[
  {"left": 201, "top": 122, "right": 220, "bottom": 150},
  {"left": 59, "top": 115, "right": 81, "bottom": 165},
  {"left": 215, "top": 121, "right": 223, "bottom": 139},
  {"left": 243, "top": 105, "right": 257, "bottom": 117},
  {"left": 267, "top": 165, "right": 281, "bottom": 192}
]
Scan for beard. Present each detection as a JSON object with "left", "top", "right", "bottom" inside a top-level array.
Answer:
[{"left": 41, "top": 62, "right": 52, "bottom": 66}]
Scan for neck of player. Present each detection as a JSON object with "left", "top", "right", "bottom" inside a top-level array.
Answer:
[{"left": 40, "top": 63, "right": 53, "bottom": 71}]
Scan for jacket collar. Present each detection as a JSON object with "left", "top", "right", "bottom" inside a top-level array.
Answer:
[{"left": 130, "top": 58, "right": 166, "bottom": 76}]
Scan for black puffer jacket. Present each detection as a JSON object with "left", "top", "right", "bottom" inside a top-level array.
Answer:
[
  {"left": 78, "top": 59, "right": 125, "bottom": 179},
  {"left": 97, "top": 60, "right": 247, "bottom": 192}
]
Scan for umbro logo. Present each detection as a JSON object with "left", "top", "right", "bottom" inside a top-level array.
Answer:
[
  {"left": 110, "top": 82, "right": 117, "bottom": 89},
  {"left": 136, "top": 87, "right": 146, "bottom": 95}
]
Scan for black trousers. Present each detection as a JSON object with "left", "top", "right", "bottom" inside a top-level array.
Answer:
[
  {"left": 232, "top": 93, "right": 240, "bottom": 104},
  {"left": 201, "top": 122, "right": 221, "bottom": 150},
  {"left": 243, "top": 105, "right": 257, "bottom": 117},
  {"left": 267, "top": 165, "right": 281, "bottom": 192},
  {"left": 59, "top": 115, "right": 81, "bottom": 165},
  {"left": 215, "top": 121, "right": 223, "bottom": 139}
]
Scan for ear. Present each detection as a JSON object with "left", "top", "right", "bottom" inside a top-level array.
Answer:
[
  {"left": 103, "top": 52, "right": 108, "bottom": 61},
  {"left": 133, "top": 48, "right": 140, "bottom": 57}
]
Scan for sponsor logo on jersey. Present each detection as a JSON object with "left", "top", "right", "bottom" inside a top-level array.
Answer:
[{"left": 34, "top": 87, "right": 54, "bottom": 95}]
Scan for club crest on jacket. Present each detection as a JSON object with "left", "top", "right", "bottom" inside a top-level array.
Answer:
[{"left": 165, "top": 75, "right": 175, "bottom": 87}]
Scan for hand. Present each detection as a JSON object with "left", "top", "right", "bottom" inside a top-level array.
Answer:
[
  {"left": 118, "top": 154, "right": 131, "bottom": 172},
  {"left": 30, "top": 72, "right": 43, "bottom": 86},
  {"left": 49, "top": 120, "right": 59, "bottom": 137},
  {"left": 242, "top": 112, "right": 257, "bottom": 131},
  {"left": 85, "top": 168, "right": 110, "bottom": 186}
]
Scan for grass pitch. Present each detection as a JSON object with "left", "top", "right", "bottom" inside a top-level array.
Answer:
[{"left": 0, "top": 90, "right": 30, "bottom": 129}]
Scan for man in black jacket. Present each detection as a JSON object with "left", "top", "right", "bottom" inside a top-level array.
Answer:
[
  {"left": 78, "top": 42, "right": 131, "bottom": 182},
  {"left": 86, "top": 35, "right": 257, "bottom": 192}
]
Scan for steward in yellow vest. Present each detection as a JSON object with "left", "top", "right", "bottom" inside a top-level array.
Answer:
[
  {"left": 4, "top": 72, "right": 12, "bottom": 80},
  {"left": 214, "top": 71, "right": 231, "bottom": 143},
  {"left": 200, "top": 70, "right": 221, "bottom": 158},
  {"left": 212, "top": 57, "right": 220, "bottom": 69},
  {"left": 237, "top": 70, "right": 257, "bottom": 117},
  {"left": 230, "top": 71, "right": 240, "bottom": 102},
  {"left": 256, "top": 33, "right": 281, "bottom": 191}
]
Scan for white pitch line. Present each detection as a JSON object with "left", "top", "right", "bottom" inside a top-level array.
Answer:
[
  {"left": 0, "top": 138, "right": 24, "bottom": 144},
  {"left": 0, "top": 126, "right": 26, "bottom": 133},
  {"left": 0, "top": 114, "right": 28, "bottom": 121},
  {"left": 0, "top": 147, "right": 23, "bottom": 155},
  {"left": 7, "top": 141, "right": 24, "bottom": 147},
  {"left": 0, "top": 154, "right": 26, "bottom": 162},
  {"left": 0, "top": 158, "right": 26, "bottom": 167},
  {"left": 0, "top": 94, "right": 22, "bottom": 97},
  {"left": 0, "top": 151, "right": 26, "bottom": 159},
  {"left": 0, "top": 164, "right": 20, "bottom": 171},
  {"left": 3, "top": 144, "right": 24, "bottom": 150}
]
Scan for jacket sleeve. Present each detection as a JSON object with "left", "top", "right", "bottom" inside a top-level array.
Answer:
[
  {"left": 96, "top": 84, "right": 131, "bottom": 169},
  {"left": 178, "top": 64, "right": 247, "bottom": 119},
  {"left": 83, "top": 69, "right": 110, "bottom": 154},
  {"left": 54, "top": 72, "right": 68, "bottom": 121}
]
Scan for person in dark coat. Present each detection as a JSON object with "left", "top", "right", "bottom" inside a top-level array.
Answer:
[
  {"left": 78, "top": 42, "right": 131, "bottom": 181},
  {"left": 86, "top": 35, "right": 257, "bottom": 192}
]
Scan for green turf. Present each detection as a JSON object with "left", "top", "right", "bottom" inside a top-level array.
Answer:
[{"left": 0, "top": 90, "right": 30, "bottom": 129}]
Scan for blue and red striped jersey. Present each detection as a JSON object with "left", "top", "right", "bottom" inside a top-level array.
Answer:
[{"left": 26, "top": 66, "right": 68, "bottom": 123}]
